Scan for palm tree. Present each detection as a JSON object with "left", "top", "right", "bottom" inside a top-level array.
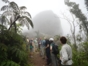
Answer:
[{"left": 1, "top": 0, "right": 33, "bottom": 33}]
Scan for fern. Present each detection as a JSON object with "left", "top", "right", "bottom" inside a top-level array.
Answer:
[
  {"left": 0, "top": 43, "right": 7, "bottom": 63},
  {"left": 0, "top": 21, "right": 29, "bottom": 66},
  {"left": 1, "top": 5, "right": 9, "bottom": 11},
  {"left": 20, "top": 6, "right": 26, "bottom": 10},
  {"left": 9, "top": 46, "right": 28, "bottom": 62},
  {"left": 0, "top": 60, "right": 20, "bottom": 66},
  {"left": 10, "top": 2, "right": 19, "bottom": 13}
]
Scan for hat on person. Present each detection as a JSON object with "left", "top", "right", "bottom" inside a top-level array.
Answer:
[{"left": 49, "top": 38, "right": 54, "bottom": 41}]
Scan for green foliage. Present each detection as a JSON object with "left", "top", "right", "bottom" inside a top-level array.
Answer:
[
  {"left": 72, "top": 42, "right": 88, "bottom": 66},
  {"left": 85, "top": 0, "right": 88, "bottom": 10},
  {"left": 0, "top": 30, "right": 29, "bottom": 66},
  {"left": 54, "top": 35, "right": 60, "bottom": 41},
  {"left": 0, "top": 60, "right": 20, "bottom": 66},
  {"left": 0, "top": 43, "right": 7, "bottom": 63}
]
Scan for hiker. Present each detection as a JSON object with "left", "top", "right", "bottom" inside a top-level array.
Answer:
[
  {"left": 41, "top": 37, "right": 46, "bottom": 59},
  {"left": 60, "top": 36, "right": 73, "bottom": 66},
  {"left": 45, "top": 38, "right": 51, "bottom": 65},
  {"left": 49, "top": 38, "right": 59, "bottom": 66},
  {"left": 38, "top": 37, "right": 43, "bottom": 56},
  {"left": 26, "top": 38, "right": 29, "bottom": 51},
  {"left": 33, "top": 39, "right": 36, "bottom": 52},
  {"left": 38, "top": 38, "right": 42, "bottom": 49},
  {"left": 29, "top": 38, "right": 34, "bottom": 57},
  {"left": 34, "top": 38, "right": 38, "bottom": 52}
]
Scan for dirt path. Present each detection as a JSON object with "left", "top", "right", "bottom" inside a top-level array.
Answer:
[{"left": 31, "top": 52, "right": 46, "bottom": 66}]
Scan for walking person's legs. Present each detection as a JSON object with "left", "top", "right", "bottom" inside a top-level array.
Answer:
[
  {"left": 30, "top": 48, "right": 33, "bottom": 57},
  {"left": 40, "top": 45, "right": 42, "bottom": 56},
  {"left": 41, "top": 46, "right": 45, "bottom": 58},
  {"left": 51, "top": 53, "right": 59, "bottom": 66},
  {"left": 51, "top": 53, "right": 56, "bottom": 66},
  {"left": 46, "top": 50, "right": 51, "bottom": 65}
]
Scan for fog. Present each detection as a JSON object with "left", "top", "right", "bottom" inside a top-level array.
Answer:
[{"left": 22, "top": 10, "right": 63, "bottom": 38}]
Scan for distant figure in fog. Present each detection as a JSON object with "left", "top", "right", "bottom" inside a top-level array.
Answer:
[
  {"left": 34, "top": 38, "right": 38, "bottom": 52},
  {"left": 29, "top": 38, "right": 34, "bottom": 57},
  {"left": 26, "top": 38, "right": 29, "bottom": 51},
  {"left": 60, "top": 36, "right": 73, "bottom": 66},
  {"left": 38, "top": 38, "right": 42, "bottom": 49},
  {"left": 40, "top": 37, "right": 46, "bottom": 59}
]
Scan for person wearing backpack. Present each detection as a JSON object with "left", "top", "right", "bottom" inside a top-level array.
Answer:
[
  {"left": 60, "top": 36, "right": 73, "bottom": 66},
  {"left": 29, "top": 38, "right": 34, "bottom": 58},
  {"left": 49, "top": 38, "right": 59, "bottom": 66}
]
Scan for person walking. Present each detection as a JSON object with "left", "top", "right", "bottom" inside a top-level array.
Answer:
[
  {"left": 45, "top": 38, "right": 51, "bottom": 65},
  {"left": 41, "top": 37, "right": 46, "bottom": 59},
  {"left": 49, "top": 38, "right": 59, "bottom": 66},
  {"left": 34, "top": 38, "right": 38, "bottom": 52},
  {"left": 60, "top": 36, "right": 73, "bottom": 66},
  {"left": 29, "top": 38, "right": 34, "bottom": 58}
]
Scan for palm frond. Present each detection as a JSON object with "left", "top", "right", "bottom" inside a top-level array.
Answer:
[
  {"left": 64, "top": 0, "right": 69, "bottom": 4},
  {"left": 23, "top": 12, "right": 32, "bottom": 18},
  {"left": 20, "top": 6, "right": 26, "bottom": 10},
  {"left": 10, "top": 2, "right": 19, "bottom": 12},
  {"left": 4, "top": 16, "right": 9, "bottom": 24},
  {"left": 23, "top": 19, "right": 30, "bottom": 29},
  {"left": 1, "top": 5, "right": 9, "bottom": 11},
  {"left": 2, "top": 11, "right": 13, "bottom": 16},
  {"left": 0, "top": 15, "right": 9, "bottom": 25},
  {"left": 17, "top": 18, "right": 25, "bottom": 26},
  {"left": 19, "top": 16, "right": 33, "bottom": 28},
  {"left": 2, "top": 0, "right": 9, "bottom": 3}
]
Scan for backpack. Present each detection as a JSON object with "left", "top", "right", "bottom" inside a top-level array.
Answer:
[{"left": 52, "top": 43, "right": 59, "bottom": 55}]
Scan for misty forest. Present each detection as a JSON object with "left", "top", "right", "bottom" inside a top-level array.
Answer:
[{"left": 0, "top": 0, "right": 88, "bottom": 66}]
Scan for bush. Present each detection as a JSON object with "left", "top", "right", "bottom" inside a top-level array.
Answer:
[
  {"left": 72, "top": 42, "right": 88, "bottom": 66},
  {"left": 0, "top": 30, "right": 29, "bottom": 66}
]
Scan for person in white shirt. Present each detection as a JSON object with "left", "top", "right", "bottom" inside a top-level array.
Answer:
[{"left": 60, "top": 36, "right": 73, "bottom": 66}]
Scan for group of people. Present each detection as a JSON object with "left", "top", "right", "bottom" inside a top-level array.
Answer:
[{"left": 27, "top": 36, "right": 73, "bottom": 66}]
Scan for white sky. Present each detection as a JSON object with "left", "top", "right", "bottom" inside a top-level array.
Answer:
[{"left": 0, "top": 0, "right": 87, "bottom": 36}]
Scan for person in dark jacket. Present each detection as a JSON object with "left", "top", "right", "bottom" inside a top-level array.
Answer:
[{"left": 45, "top": 39, "right": 51, "bottom": 65}]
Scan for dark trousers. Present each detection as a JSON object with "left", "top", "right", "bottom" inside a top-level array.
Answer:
[{"left": 46, "top": 49, "right": 51, "bottom": 64}]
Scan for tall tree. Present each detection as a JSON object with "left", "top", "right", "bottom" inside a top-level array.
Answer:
[
  {"left": 1, "top": 0, "right": 33, "bottom": 33},
  {"left": 64, "top": 0, "right": 88, "bottom": 39},
  {"left": 85, "top": 0, "right": 88, "bottom": 10},
  {"left": 59, "top": 11, "right": 79, "bottom": 49}
]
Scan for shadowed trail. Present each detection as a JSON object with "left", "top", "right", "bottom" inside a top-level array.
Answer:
[{"left": 31, "top": 52, "right": 46, "bottom": 66}]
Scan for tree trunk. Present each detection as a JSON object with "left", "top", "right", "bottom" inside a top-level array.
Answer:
[
  {"left": 8, "top": 15, "right": 20, "bottom": 32},
  {"left": 14, "top": 22, "right": 17, "bottom": 33}
]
